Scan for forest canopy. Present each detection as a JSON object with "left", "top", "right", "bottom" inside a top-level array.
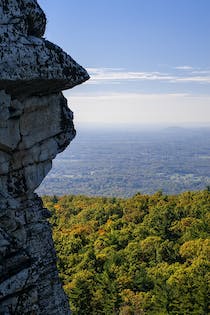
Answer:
[{"left": 43, "top": 190, "right": 210, "bottom": 315}]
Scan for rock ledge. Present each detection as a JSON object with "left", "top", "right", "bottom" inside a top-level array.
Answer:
[{"left": 0, "top": 1, "right": 89, "bottom": 314}]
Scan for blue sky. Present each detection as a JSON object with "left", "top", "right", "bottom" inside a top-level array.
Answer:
[{"left": 39, "top": 0, "right": 210, "bottom": 126}]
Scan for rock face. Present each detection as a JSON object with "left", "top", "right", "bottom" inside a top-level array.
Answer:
[
  {"left": 0, "top": 0, "right": 89, "bottom": 97},
  {"left": 0, "top": 0, "right": 89, "bottom": 314}
]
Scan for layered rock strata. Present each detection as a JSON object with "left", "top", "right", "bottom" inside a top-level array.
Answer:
[{"left": 0, "top": 0, "right": 89, "bottom": 314}]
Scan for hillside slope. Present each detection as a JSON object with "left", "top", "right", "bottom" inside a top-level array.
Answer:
[{"left": 43, "top": 191, "right": 210, "bottom": 315}]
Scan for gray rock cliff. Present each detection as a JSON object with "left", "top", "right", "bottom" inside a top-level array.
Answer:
[{"left": 0, "top": 0, "right": 89, "bottom": 314}]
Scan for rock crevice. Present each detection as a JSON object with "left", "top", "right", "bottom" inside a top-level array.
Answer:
[{"left": 0, "top": 0, "right": 89, "bottom": 314}]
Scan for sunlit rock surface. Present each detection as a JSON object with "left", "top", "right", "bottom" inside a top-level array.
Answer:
[
  {"left": 0, "top": 0, "right": 89, "bottom": 313},
  {"left": 0, "top": 0, "right": 89, "bottom": 97}
]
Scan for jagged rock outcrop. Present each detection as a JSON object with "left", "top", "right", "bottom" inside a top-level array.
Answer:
[
  {"left": 0, "top": 0, "right": 89, "bottom": 314},
  {"left": 0, "top": 0, "right": 88, "bottom": 96}
]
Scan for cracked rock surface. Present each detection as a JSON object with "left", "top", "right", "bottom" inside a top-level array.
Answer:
[
  {"left": 0, "top": 0, "right": 89, "bottom": 314},
  {"left": 0, "top": 0, "right": 89, "bottom": 97}
]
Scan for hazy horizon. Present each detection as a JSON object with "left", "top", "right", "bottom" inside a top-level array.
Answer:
[
  {"left": 37, "top": 127, "right": 210, "bottom": 197},
  {"left": 73, "top": 121, "right": 210, "bottom": 131}
]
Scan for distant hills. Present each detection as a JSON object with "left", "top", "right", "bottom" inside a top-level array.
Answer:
[{"left": 37, "top": 127, "right": 210, "bottom": 197}]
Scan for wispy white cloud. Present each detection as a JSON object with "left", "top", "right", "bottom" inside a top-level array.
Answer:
[
  {"left": 174, "top": 76, "right": 210, "bottom": 84},
  {"left": 174, "top": 66, "right": 194, "bottom": 70},
  {"left": 86, "top": 67, "right": 210, "bottom": 85},
  {"left": 192, "top": 70, "right": 210, "bottom": 75},
  {"left": 87, "top": 68, "right": 173, "bottom": 82}
]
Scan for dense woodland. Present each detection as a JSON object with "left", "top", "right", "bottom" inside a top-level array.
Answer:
[{"left": 43, "top": 190, "right": 210, "bottom": 315}]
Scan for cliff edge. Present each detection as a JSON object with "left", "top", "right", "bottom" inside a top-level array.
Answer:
[{"left": 0, "top": 0, "right": 89, "bottom": 314}]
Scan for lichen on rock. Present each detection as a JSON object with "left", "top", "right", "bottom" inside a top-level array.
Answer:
[
  {"left": 0, "top": 0, "right": 89, "bottom": 314},
  {"left": 0, "top": 0, "right": 89, "bottom": 97}
]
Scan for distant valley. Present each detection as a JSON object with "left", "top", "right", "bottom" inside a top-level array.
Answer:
[{"left": 37, "top": 126, "right": 210, "bottom": 197}]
